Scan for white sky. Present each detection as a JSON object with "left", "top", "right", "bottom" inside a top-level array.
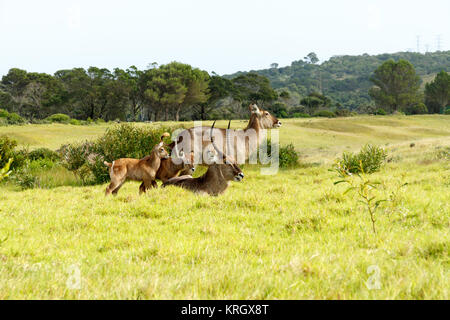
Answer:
[{"left": 1, "top": 0, "right": 449, "bottom": 76}]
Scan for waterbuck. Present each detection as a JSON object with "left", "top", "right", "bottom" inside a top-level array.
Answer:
[
  {"left": 104, "top": 133, "right": 170, "bottom": 195},
  {"left": 163, "top": 121, "right": 244, "bottom": 196},
  {"left": 169, "top": 104, "right": 281, "bottom": 164},
  {"left": 142, "top": 151, "right": 195, "bottom": 189}
]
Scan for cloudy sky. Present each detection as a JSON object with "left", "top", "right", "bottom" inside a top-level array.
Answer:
[{"left": 1, "top": 0, "right": 449, "bottom": 76}]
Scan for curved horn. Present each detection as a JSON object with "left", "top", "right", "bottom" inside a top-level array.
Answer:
[
  {"left": 226, "top": 120, "right": 231, "bottom": 157},
  {"left": 210, "top": 120, "right": 223, "bottom": 157}
]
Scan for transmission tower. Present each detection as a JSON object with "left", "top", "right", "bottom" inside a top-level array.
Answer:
[
  {"left": 436, "top": 35, "right": 442, "bottom": 51},
  {"left": 416, "top": 35, "right": 421, "bottom": 53}
]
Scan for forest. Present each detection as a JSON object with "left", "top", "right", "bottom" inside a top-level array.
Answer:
[{"left": 0, "top": 51, "right": 449, "bottom": 124}]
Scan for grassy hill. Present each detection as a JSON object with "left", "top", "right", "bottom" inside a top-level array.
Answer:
[
  {"left": 226, "top": 51, "right": 450, "bottom": 110},
  {"left": 0, "top": 116, "right": 449, "bottom": 299}
]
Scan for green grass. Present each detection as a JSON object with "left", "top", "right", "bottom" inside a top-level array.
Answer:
[{"left": 0, "top": 115, "right": 449, "bottom": 299}]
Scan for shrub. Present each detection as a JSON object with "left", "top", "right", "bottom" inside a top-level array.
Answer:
[
  {"left": 45, "top": 113, "right": 71, "bottom": 123},
  {"left": 0, "top": 136, "right": 17, "bottom": 169},
  {"left": 11, "top": 162, "right": 40, "bottom": 190},
  {"left": 59, "top": 123, "right": 182, "bottom": 183},
  {"left": 292, "top": 113, "right": 310, "bottom": 118},
  {"left": 375, "top": 108, "right": 387, "bottom": 115},
  {"left": 334, "top": 108, "right": 352, "bottom": 117},
  {"left": 262, "top": 140, "right": 300, "bottom": 169},
  {"left": 334, "top": 144, "right": 388, "bottom": 174},
  {"left": 69, "top": 119, "right": 81, "bottom": 125},
  {"left": 405, "top": 103, "right": 428, "bottom": 115},
  {"left": 28, "top": 148, "right": 60, "bottom": 162},
  {"left": 0, "top": 109, "right": 26, "bottom": 125},
  {"left": 313, "top": 110, "right": 336, "bottom": 118},
  {"left": 444, "top": 108, "right": 450, "bottom": 115}
]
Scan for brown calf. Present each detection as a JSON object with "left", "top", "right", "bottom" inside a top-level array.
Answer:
[{"left": 104, "top": 133, "right": 170, "bottom": 195}]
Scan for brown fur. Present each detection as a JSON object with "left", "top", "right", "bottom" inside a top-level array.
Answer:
[
  {"left": 162, "top": 160, "right": 243, "bottom": 196},
  {"left": 140, "top": 152, "right": 195, "bottom": 189},
  {"left": 104, "top": 133, "right": 170, "bottom": 195},
  {"left": 163, "top": 122, "right": 244, "bottom": 196},
  {"left": 169, "top": 104, "right": 281, "bottom": 162}
]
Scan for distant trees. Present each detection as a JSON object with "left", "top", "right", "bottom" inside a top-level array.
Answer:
[
  {"left": 425, "top": 70, "right": 450, "bottom": 113},
  {"left": 0, "top": 64, "right": 280, "bottom": 122},
  {"left": 369, "top": 59, "right": 421, "bottom": 113},
  {"left": 300, "top": 92, "right": 332, "bottom": 115},
  {"left": 304, "top": 52, "right": 319, "bottom": 64}
]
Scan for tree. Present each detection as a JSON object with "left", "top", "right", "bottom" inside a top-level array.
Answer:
[
  {"left": 300, "top": 92, "right": 332, "bottom": 115},
  {"left": 305, "top": 52, "right": 319, "bottom": 64},
  {"left": 232, "top": 73, "right": 278, "bottom": 107},
  {"left": 369, "top": 59, "right": 421, "bottom": 112},
  {"left": 425, "top": 70, "right": 450, "bottom": 113},
  {"left": 270, "top": 63, "right": 279, "bottom": 69}
]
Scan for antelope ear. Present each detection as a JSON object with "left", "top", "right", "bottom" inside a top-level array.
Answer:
[
  {"left": 158, "top": 142, "right": 163, "bottom": 147},
  {"left": 250, "top": 104, "right": 260, "bottom": 115}
]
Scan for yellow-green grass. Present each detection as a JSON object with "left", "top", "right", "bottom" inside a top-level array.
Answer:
[{"left": 0, "top": 115, "right": 449, "bottom": 299}]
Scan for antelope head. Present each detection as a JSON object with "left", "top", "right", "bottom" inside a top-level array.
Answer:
[
  {"left": 249, "top": 103, "right": 282, "bottom": 129},
  {"left": 152, "top": 132, "right": 170, "bottom": 159},
  {"left": 210, "top": 121, "right": 244, "bottom": 182}
]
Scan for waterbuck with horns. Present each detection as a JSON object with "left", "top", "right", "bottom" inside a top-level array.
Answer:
[
  {"left": 104, "top": 133, "right": 170, "bottom": 195},
  {"left": 163, "top": 121, "right": 244, "bottom": 196},
  {"left": 169, "top": 103, "right": 281, "bottom": 164}
]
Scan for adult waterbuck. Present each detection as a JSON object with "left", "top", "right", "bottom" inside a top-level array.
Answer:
[
  {"left": 163, "top": 121, "right": 244, "bottom": 196},
  {"left": 169, "top": 103, "right": 281, "bottom": 164}
]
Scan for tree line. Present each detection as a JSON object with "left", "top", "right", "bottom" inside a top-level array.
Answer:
[
  {"left": 0, "top": 55, "right": 449, "bottom": 123},
  {"left": 0, "top": 63, "right": 280, "bottom": 122}
]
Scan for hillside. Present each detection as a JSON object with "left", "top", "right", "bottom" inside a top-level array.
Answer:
[{"left": 226, "top": 51, "right": 450, "bottom": 110}]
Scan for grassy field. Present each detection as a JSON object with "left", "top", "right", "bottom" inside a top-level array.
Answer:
[{"left": 0, "top": 115, "right": 449, "bottom": 299}]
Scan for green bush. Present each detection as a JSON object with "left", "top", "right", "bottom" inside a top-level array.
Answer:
[
  {"left": 262, "top": 140, "right": 300, "bottom": 169},
  {"left": 0, "top": 109, "right": 26, "bottom": 125},
  {"left": 11, "top": 162, "right": 40, "bottom": 190},
  {"left": 279, "top": 143, "right": 300, "bottom": 168},
  {"left": 59, "top": 123, "right": 182, "bottom": 183},
  {"left": 0, "top": 109, "right": 9, "bottom": 118},
  {"left": 0, "top": 136, "right": 18, "bottom": 169},
  {"left": 28, "top": 148, "right": 60, "bottom": 162},
  {"left": 313, "top": 110, "right": 336, "bottom": 118},
  {"left": 334, "top": 144, "right": 388, "bottom": 174},
  {"left": 375, "top": 108, "right": 387, "bottom": 115},
  {"left": 444, "top": 108, "right": 450, "bottom": 115},
  {"left": 334, "top": 108, "right": 352, "bottom": 117},
  {"left": 69, "top": 119, "right": 81, "bottom": 125},
  {"left": 292, "top": 113, "right": 311, "bottom": 118},
  {"left": 45, "top": 113, "right": 71, "bottom": 123},
  {"left": 405, "top": 103, "right": 428, "bottom": 115}
]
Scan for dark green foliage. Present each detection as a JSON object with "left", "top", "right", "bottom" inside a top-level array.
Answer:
[
  {"left": 335, "top": 144, "right": 388, "bottom": 174},
  {"left": 425, "top": 71, "right": 450, "bottom": 114},
  {"left": 375, "top": 108, "right": 387, "bottom": 115},
  {"left": 0, "top": 109, "right": 26, "bottom": 125},
  {"left": 263, "top": 140, "right": 300, "bottom": 169},
  {"left": 369, "top": 59, "right": 421, "bottom": 113},
  {"left": 292, "top": 113, "right": 310, "bottom": 118},
  {"left": 28, "top": 148, "right": 60, "bottom": 162},
  {"left": 45, "top": 113, "right": 71, "bottom": 123},
  {"left": 278, "top": 143, "right": 300, "bottom": 168},
  {"left": 445, "top": 108, "right": 450, "bottom": 115},
  {"left": 405, "top": 103, "right": 428, "bottom": 115},
  {"left": 59, "top": 123, "right": 182, "bottom": 183},
  {"left": 313, "top": 110, "right": 336, "bottom": 118},
  {"left": 226, "top": 51, "right": 450, "bottom": 112}
]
